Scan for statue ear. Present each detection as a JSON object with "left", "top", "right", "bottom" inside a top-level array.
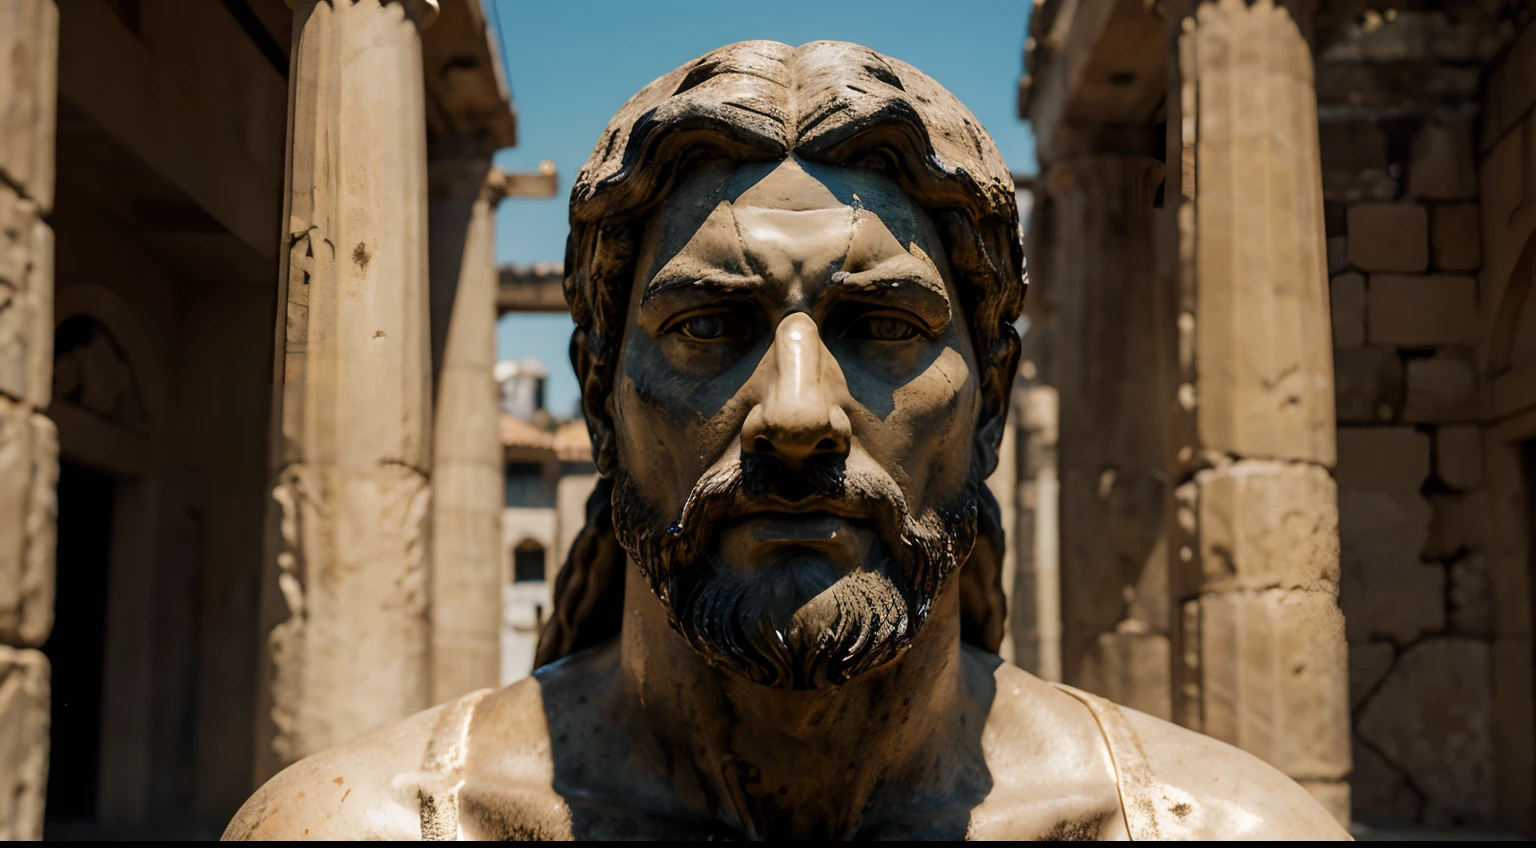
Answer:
[{"left": 570, "top": 328, "right": 618, "bottom": 475}]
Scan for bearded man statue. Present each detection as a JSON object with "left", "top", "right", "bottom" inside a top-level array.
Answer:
[{"left": 226, "top": 40, "right": 1350, "bottom": 841}]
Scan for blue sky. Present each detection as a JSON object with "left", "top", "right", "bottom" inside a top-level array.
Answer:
[{"left": 489, "top": 0, "right": 1037, "bottom": 417}]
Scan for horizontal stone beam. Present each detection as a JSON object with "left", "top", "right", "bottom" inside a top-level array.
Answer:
[
  {"left": 1020, "top": 0, "right": 1166, "bottom": 160},
  {"left": 501, "top": 159, "right": 558, "bottom": 198},
  {"left": 497, "top": 262, "right": 566, "bottom": 313}
]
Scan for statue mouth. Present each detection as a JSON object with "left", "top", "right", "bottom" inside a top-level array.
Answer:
[
  {"left": 724, "top": 493, "right": 875, "bottom": 522},
  {"left": 717, "top": 502, "right": 878, "bottom": 571}
]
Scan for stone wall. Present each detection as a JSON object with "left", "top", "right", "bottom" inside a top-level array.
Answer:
[
  {"left": 1315, "top": 4, "right": 1529, "bottom": 828},
  {"left": 0, "top": 1, "right": 58, "bottom": 840}
]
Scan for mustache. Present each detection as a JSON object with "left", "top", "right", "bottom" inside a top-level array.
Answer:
[{"left": 665, "top": 453, "right": 911, "bottom": 560}]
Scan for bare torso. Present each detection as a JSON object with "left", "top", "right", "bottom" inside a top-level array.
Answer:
[{"left": 224, "top": 644, "right": 1349, "bottom": 841}]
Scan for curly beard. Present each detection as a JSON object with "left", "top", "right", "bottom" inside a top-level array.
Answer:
[{"left": 611, "top": 454, "right": 979, "bottom": 690}]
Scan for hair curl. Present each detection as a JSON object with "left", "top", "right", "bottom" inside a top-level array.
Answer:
[{"left": 535, "top": 41, "right": 1025, "bottom": 670}]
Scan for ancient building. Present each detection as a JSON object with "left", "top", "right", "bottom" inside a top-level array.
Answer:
[
  {"left": 1019, "top": 0, "right": 1536, "bottom": 835},
  {"left": 491, "top": 355, "right": 597, "bottom": 685},
  {"left": 0, "top": 0, "right": 534, "bottom": 838}
]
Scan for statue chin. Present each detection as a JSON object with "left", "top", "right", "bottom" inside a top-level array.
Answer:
[{"left": 671, "top": 554, "right": 918, "bottom": 690}]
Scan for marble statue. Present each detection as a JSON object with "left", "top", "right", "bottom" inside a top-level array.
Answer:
[{"left": 225, "top": 40, "right": 1351, "bottom": 840}]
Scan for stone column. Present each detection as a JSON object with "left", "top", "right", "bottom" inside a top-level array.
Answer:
[
  {"left": 0, "top": 0, "right": 59, "bottom": 840},
  {"left": 258, "top": 0, "right": 439, "bottom": 780},
  {"left": 427, "top": 156, "right": 506, "bottom": 703},
  {"left": 1163, "top": 0, "right": 1350, "bottom": 823},
  {"left": 1046, "top": 154, "right": 1171, "bottom": 720},
  {"left": 1011, "top": 189, "right": 1062, "bottom": 683}
]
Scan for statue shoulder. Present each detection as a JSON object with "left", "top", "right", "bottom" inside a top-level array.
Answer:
[
  {"left": 1114, "top": 706, "right": 1351, "bottom": 841},
  {"left": 221, "top": 699, "right": 449, "bottom": 841}
]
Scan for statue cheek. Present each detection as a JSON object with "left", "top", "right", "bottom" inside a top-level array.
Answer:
[
  {"left": 614, "top": 360, "right": 733, "bottom": 515},
  {"left": 884, "top": 347, "right": 980, "bottom": 499}
]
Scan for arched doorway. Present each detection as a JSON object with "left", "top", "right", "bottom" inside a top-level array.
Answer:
[{"left": 43, "top": 285, "right": 165, "bottom": 838}]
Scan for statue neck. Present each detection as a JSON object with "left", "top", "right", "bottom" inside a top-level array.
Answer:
[{"left": 615, "top": 559, "right": 983, "bottom": 840}]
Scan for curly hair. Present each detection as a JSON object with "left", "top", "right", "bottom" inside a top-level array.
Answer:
[{"left": 534, "top": 40, "right": 1026, "bottom": 669}]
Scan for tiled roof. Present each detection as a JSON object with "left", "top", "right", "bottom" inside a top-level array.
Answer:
[
  {"left": 499, "top": 414, "right": 553, "bottom": 451},
  {"left": 499, "top": 414, "right": 593, "bottom": 462},
  {"left": 552, "top": 419, "right": 593, "bottom": 462}
]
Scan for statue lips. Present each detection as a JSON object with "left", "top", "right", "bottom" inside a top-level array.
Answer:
[{"left": 716, "top": 493, "right": 878, "bottom": 574}]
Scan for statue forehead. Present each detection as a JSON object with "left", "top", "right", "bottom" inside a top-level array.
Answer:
[{"left": 642, "top": 157, "right": 934, "bottom": 272}]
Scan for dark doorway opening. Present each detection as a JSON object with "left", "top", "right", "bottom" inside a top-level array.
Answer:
[{"left": 43, "top": 461, "right": 116, "bottom": 834}]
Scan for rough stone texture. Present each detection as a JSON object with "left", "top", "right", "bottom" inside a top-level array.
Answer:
[
  {"left": 1430, "top": 204, "right": 1482, "bottom": 271},
  {"left": 0, "top": 186, "right": 49, "bottom": 408},
  {"left": 0, "top": 646, "right": 48, "bottom": 841},
  {"left": 1348, "top": 205, "right": 1428, "bottom": 273},
  {"left": 259, "top": 0, "right": 437, "bottom": 780},
  {"left": 1179, "top": 461, "right": 1339, "bottom": 595},
  {"left": 1314, "top": 60, "right": 1481, "bottom": 116},
  {"left": 1349, "top": 641, "right": 1394, "bottom": 711},
  {"left": 428, "top": 161, "right": 507, "bottom": 704},
  {"left": 1333, "top": 346, "right": 1404, "bottom": 424},
  {"left": 0, "top": 4, "right": 56, "bottom": 841},
  {"left": 1449, "top": 554, "right": 1492, "bottom": 637},
  {"left": 1367, "top": 274, "right": 1478, "bottom": 347},
  {"left": 1425, "top": 490, "right": 1490, "bottom": 560},
  {"left": 1404, "top": 351, "right": 1479, "bottom": 423},
  {"left": 0, "top": 350, "right": 56, "bottom": 652},
  {"left": 1435, "top": 425, "right": 1483, "bottom": 490},
  {"left": 1318, "top": 10, "right": 1509, "bottom": 64},
  {"left": 1330, "top": 272, "right": 1365, "bottom": 348},
  {"left": 1336, "top": 428, "right": 1442, "bottom": 644},
  {"left": 0, "top": 0, "right": 58, "bottom": 213},
  {"left": 1199, "top": 590, "right": 1351, "bottom": 782},
  {"left": 1319, "top": 120, "right": 1395, "bottom": 202},
  {"left": 1408, "top": 120, "right": 1478, "bottom": 200},
  {"left": 1174, "top": 0, "right": 1337, "bottom": 468},
  {"left": 1351, "top": 737, "right": 1423, "bottom": 826},
  {"left": 1357, "top": 639, "right": 1496, "bottom": 826}
]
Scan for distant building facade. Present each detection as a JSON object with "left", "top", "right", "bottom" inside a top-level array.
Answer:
[{"left": 493, "top": 360, "right": 597, "bottom": 685}]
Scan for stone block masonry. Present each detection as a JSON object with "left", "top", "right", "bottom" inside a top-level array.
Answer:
[
  {"left": 1314, "top": 3, "right": 1517, "bottom": 827},
  {"left": 0, "top": 0, "right": 57, "bottom": 840}
]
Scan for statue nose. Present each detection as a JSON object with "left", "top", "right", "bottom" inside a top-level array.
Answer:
[{"left": 741, "top": 313, "right": 852, "bottom": 464}]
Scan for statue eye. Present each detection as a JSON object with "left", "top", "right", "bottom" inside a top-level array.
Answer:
[
  {"left": 675, "top": 313, "right": 748, "bottom": 342},
  {"left": 846, "top": 315, "right": 922, "bottom": 342}
]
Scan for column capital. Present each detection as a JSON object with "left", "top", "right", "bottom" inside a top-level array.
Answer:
[{"left": 285, "top": 0, "right": 440, "bottom": 31}]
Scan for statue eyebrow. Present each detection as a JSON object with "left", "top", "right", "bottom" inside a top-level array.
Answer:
[
  {"left": 640, "top": 272, "right": 763, "bottom": 304},
  {"left": 830, "top": 268, "right": 952, "bottom": 324}
]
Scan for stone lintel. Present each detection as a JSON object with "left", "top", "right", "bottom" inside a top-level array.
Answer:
[
  {"left": 1023, "top": 0, "right": 1169, "bottom": 161},
  {"left": 422, "top": 0, "right": 517, "bottom": 149},
  {"left": 497, "top": 262, "right": 567, "bottom": 314}
]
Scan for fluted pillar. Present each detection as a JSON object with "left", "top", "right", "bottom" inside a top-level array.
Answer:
[
  {"left": 1046, "top": 155, "right": 1170, "bottom": 720},
  {"left": 0, "top": 0, "right": 58, "bottom": 840},
  {"left": 1163, "top": 0, "right": 1349, "bottom": 823},
  {"left": 427, "top": 156, "right": 506, "bottom": 703},
  {"left": 257, "top": 0, "right": 439, "bottom": 781}
]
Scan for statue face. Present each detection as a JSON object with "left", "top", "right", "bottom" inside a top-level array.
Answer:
[{"left": 609, "top": 157, "right": 984, "bottom": 689}]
